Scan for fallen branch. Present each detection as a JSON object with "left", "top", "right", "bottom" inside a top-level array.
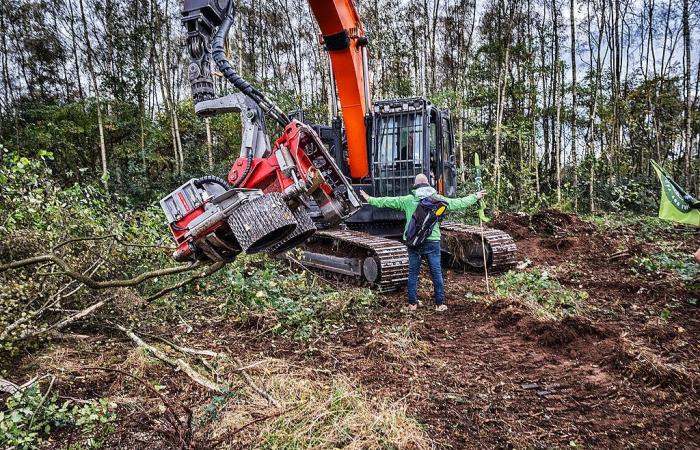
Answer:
[
  {"left": 231, "top": 356, "right": 281, "bottom": 408},
  {"left": 146, "top": 335, "right": 219, "bottom": 358},
  {"left": 136, "top": 332, "right": 280, "bottom": 408},
  {"left": 1, "top": 254, "right": 202, "bottom": 289},
  {"left": 0, "top": 378, "right": 20, "bottom": 394},
  {"left": 0, "top": 376, "right": 39, "bottom": 394},
  {"left": 118, "top": 325, "right": 223, "bottom": 393},
  {"left": 232, "top": 405, "right": 299, "bottom": 435},
  {"left": 2, "top": 260, "right": 104, "bottom": 341},
  {"left": 52, "top": 234, "right": 175, "bottom": 252},
  {"left": 28, "top": 375, "right": 56, "bottom": 430},
  {"left": 52, "top": 235, "right": 117, "bottom": 252},
  {"left": 19, "top": 300, "right": 107, "bottom": 340}
]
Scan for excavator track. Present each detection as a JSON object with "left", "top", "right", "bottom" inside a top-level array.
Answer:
[
  {"left": 294, "top": 223, "right": 516, "bottom": 291},
  {"left": 440, "top": 221, "right": 517, "bottom": 272},
  {"left": 298, "top": 229, "right": 409, "bottom": 292}
]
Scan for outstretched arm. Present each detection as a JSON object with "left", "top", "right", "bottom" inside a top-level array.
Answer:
[
  {"left": 360, "top": 190, "right": 411, "bottom": 211},
  {"left": 442, "top": 190, "right": 487, "bottom": 211}
]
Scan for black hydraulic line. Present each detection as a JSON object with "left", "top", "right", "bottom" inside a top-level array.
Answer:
[
  {"left": 231, "top": 152, "right": 253, "bottom": 188},
  {"left": 211, "top": 1, "right": 291, "bottom": 127},
  {"left": 195, "top": 175, "right": 232, "bottom": 190}
]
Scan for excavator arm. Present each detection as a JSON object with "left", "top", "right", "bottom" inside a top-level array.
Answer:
[{"left": 308, "top": 0, "right": 371, "bottom": 180}]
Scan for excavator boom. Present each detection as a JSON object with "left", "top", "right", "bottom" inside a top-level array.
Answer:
[{"left": 308, "top": 0, "right": 370, "bottom": 180}]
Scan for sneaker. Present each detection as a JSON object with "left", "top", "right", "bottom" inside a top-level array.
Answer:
[{"left": 435, "top": 304, "right": 448, "bottom": 312}]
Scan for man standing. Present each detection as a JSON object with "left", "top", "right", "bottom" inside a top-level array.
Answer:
[{"left": 359, "top": 173, "right": 486, "bottom": 312}]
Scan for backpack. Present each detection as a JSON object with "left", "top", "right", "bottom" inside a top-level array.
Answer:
[{"left": 405, "top": 195, "right": 449, "bottom": 248}]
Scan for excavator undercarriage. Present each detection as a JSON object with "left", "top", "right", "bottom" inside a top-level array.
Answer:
[{"left": 297, "top": 223, "right": 516, "bottom": 292}]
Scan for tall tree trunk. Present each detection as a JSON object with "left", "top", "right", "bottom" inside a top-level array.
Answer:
[
  {"left": 205, "top": 117, "right": 214, "bottom": 171},
  {"left": 553, "top": 0, "right": 562, "bottom": 204},
  {"left": 67, "top": 0, "right": 84, "bottom": 101},
  {"left": 682, "top": 0, "right": 691, "bottom": 188},
  {"left": 157, "top": 50, "right": 181, "bottom": 175},
  {"left": 569, "top": 0, "right": 578, "bottom": 209},
  {"left": 79, "top": 0, "right": 108, "bottom": 189},
  {"left": 494, "top": 26, "right": 511, "bottom": 211},
  {"left": 0, "top": 3, "right": 11, "bottom": 110},
  {"left": 458, "top": 98, "right": 465, "bottom": 183}
]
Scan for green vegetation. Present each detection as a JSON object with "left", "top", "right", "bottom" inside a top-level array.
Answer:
[
  {"left": 0, "top": 383, "right": 115, "bottom": 449},
  {"left": 632, "top": 252, "right": 700, "bottom": 284},
  {"left": 495, "top": 270, "right": 588, "bottom": 320},
  {"left": 587, "top": 213, "right": 681, "bottom": 242},
  {"left": 0, "top": 148, "right": 177, "bottom": 356},
  {"left": 216, "top": 254, "right": 376, "bottom": 341}
]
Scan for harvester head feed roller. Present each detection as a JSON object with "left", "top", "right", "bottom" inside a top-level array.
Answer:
[
  {"left": 226, "top": 192, "right": 297, "bottom": 253},
  {"left": 269, "top": 207, "right": 317, "bottom": 254}
]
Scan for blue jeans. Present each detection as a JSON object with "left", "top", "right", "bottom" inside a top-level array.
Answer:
[{"left": 407, "top": 240, "right": 444, "bottom": 305}]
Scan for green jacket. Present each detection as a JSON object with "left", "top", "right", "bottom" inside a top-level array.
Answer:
[{"left": 367, "top": 186, "right": 477, "bottom": 241}]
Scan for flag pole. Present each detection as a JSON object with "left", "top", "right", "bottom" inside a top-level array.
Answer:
[
  {"left": 479, "top": 215, "right": 490, "bottom": 294},
  {"left": 474, "top": 153, "right": 491, "bottom": 294}
]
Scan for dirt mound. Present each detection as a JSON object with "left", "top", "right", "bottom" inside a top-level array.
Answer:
[
  {"left": 491, "top": 210, "right": 596, "bottom": 244},
  {"left": 605, "top": 338, "right": 699, "bottom": 390},
  {"left": 490, "top": 299, "right": 610, "bottom": 348},
  {"left": 494, "top": 306, "right": 525, "bottom": 328},
  {"left": 538, "top": 236, "right": 585, "bottom": 252},
  {"left": 518, "top": 315, "right": 609, "bottom": 347},
  {"left": 530, "top": 209, "right": 594, "bottom": 236},
  {"left": 492, "top": 212, "right": 532, "bottom": 239}
]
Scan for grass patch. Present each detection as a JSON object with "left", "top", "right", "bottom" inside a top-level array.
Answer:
[
  {"left": 365, "top": 324, "right": 429, "bottom": 365},
  {"left": 211, "top": 359, "right": 430, "bottom": 449},
  {"left": 494, "top": 270, "right": 588, "bottom": 320}
]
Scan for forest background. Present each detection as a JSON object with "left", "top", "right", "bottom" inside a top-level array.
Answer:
[{"left": 1, "top": 0, "right": 699, "bottom": 214}]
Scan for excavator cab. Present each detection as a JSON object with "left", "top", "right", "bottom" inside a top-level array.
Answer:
[{"left": 370, "top": 97, "right": 456, "bottom": 198}]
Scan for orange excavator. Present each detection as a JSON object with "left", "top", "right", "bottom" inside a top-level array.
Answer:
[{"left": 161, "top": 0, "right": 516, "bottom": 291}]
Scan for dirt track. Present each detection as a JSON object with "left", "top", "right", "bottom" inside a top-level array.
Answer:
[{"left": 11, "top": 211, "right": 700, "bottom": 448}]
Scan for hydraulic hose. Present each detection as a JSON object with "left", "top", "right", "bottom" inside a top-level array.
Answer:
[
  {"left": 195, "top": 175, "right": 232, "bottom": 191},
  {"left": 231, "top": 152, "right": 253, "bottom": 188},
  {"left": 212, "top": 1, "right": 291, "bottom": 127}
]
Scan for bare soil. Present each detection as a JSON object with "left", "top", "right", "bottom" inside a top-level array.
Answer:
[{"left": 7, "top": 211, "right": 700, "bottom": 449}]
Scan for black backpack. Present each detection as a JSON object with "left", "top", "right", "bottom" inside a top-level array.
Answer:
[{"left": 405, "top": 195, "right": 449, "bottom": 248}]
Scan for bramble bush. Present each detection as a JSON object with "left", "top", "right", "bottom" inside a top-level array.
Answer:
[{"left": 0, "top": 383, "right": 115, "bottom": 449}]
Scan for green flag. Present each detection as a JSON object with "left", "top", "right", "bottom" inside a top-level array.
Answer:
[
  {"left": 650, "top": 160, "right": 700, "bottom": 227},
  {"left": 474, "top": 153, "right": 489, "bottom": 223}
]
